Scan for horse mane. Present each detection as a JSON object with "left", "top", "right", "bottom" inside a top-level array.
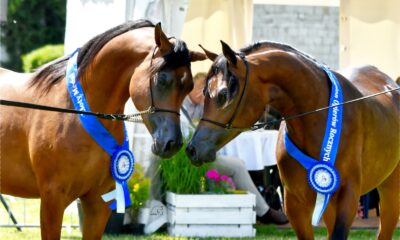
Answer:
[
  {"left": 30, "top": 19, "right": 155, "bottom": 93},
  {"left": 239, "top": 41, "right": 321, "bottom": 67}
]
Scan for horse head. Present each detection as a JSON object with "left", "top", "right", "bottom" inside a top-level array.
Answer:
[
  {"left": 130, "top": 23, "right": 205, "bottom": 158},
  {"left": 186, "top": 41, "right": 264, "bottom": 166}
]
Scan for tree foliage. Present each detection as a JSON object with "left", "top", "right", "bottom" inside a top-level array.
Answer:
[{"left": 0, "top": 0, "right": 66, "bottom": 71}]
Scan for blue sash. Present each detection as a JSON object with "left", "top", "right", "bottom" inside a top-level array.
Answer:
[
  {"left": 284, "top": 64, "right": 343, "bottom": 225},
  {"left": 66, "top": 49, "right": 134, "bottom": 213}
]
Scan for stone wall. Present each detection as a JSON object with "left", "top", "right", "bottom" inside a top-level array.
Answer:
[{"left": 252, "top": 4, "right": 339, "bottom": 69}]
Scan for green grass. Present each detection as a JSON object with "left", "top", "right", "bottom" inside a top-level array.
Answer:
[
  {"left": 1, "top": 225, "right": 399, "bottom": 240},
  {"left": 1, "top": 196, "right": 399, "bottom": 239}
]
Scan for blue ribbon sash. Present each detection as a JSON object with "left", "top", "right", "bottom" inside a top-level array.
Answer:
[
  {"left": 66, "top": 49, "right": 134, "bottom": 213},
  {"left": 284, "top": 64, "right": 343, "bottom": 225}
]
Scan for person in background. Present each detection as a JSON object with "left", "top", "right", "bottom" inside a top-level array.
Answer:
[{"left": 182, "top": 72, "right": 288, "bottom": 225}]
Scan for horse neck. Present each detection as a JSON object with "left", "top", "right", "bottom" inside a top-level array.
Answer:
[
  {"left": 80, "top": 31, "right": 153, "bottom": 115},
  {"left": 254, "top": 51, "right": 331, "bottom": 155}
]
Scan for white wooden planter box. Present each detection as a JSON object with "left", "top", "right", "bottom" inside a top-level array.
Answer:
[{"left": 166, "top": 191, "right": 256, "bottom": 237}]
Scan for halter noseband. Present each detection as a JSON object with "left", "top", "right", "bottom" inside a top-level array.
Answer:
[
  {"left": 200, "top": 54, "right": 250, "bottom": 131},
  {"left": 148, "top": 46, "right": 182, "bottom": 116}
]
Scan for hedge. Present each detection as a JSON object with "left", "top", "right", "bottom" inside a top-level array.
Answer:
[{"left": 22, "top": 44, "right": 64, "bottom": 73}]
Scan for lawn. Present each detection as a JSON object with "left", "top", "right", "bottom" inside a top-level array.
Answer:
[
  {"left": 1, "top": 225, "right": 399, "bottom": 240},
  {"left": 1, "top": 196, "right": 399, "bottom": 239}
]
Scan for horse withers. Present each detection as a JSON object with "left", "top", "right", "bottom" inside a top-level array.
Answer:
[
  {"left": 0, "top": 20, "right": 205, "bottom": 239},
  {"left": 186, "top": 41, "right": 399, "bottom": 239}
]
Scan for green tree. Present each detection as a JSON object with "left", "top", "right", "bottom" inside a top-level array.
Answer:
[{"left": 0, "top": 0, "right": 66, "bottom": 71}]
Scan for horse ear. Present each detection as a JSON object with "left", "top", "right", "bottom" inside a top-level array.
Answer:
[
  {"left": 189, "top": 51, "right": 207, "bottom": 62},
  {"left": 154, "top": 22, "right": 173, "bottom": 54},
  {"left": 220, "top": 40, "right": 237, "bottom": 66},
  {"left": 199, "top": 44, "right": 218, "bottom": 61}
]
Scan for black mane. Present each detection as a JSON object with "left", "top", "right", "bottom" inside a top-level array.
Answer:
[{"left": 30, "top": 19, "right": 154, "bottom": 92}]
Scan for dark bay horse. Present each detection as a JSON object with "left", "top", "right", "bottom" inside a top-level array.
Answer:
[
  {"left": 0, "top": 20, "right": 205, "bottom": 239},
  {"left": 186, "top": 41, "right": 399, "bottom": 239}
]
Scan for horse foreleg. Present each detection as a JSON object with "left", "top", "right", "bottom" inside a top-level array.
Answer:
[
  {"left": 40, "top": 191, "right": 68, "bottom": 240},
  {"left": 329, "top": 186, "right": 359, "bottom": 240},
  {"left": 376, "top": 163, "right": 400, "bottom": 240},
  {"left": 285, "top": 189, "right": 315, "bottom": 239},
  {"left": 80, "top": 194, "right": 112, "bottom": 240}
]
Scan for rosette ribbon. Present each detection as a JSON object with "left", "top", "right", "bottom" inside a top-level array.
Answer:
[
  {"left": 66, "top": 49, "right": 134, "bottom": 213},
  {"left": 284, "top": 64, "right": 343, "bottom": 226}
]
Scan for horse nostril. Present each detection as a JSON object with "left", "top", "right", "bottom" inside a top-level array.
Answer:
[
  {"left": 164, "top": 140, "right": 178, "bottom": 153},
  {"left": 186, "top": 145, "right": 196, "bottom": 159}
]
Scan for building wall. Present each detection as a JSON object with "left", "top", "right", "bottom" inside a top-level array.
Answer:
[{"left": 252, "top": 4, "right": 339, "bottom": 69}]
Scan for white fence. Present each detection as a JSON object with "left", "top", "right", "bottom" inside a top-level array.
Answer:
[{"left": 0, "top": 195, "right": 80, "bottom": 230}]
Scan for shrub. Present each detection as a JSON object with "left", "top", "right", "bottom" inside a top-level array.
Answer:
[
  {"left": 159, "top": 140, "right": 211, "bottom": 194},
  {"left": 1, "top": 0, "right": 66, "bottom": 71},
  {"left": 22, "top": 44, "right": 64, "bottom": 72}
]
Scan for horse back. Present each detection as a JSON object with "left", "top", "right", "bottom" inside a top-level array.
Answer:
[
  {"left": 339, "top": 65, "right": 399, "bottom": 192},
  {"left": 339, "top": 65, "right": 399, "bottom": 109}
]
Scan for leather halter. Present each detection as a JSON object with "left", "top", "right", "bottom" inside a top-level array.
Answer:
[
  {"left": 200, "top": 54, "right": 250, "bottom": 131},
  {"left": 148, "top": 46, "right": 182, "bottom": 116}
]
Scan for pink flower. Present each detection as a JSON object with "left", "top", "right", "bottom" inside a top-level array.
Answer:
[
  {"left": 206, "top": 169, "right": 220, "bottom": 181},
  {"left": 221, "top": 175, "right": 235, "bottom": 188},
  {"left": 220, "top": 175, "right": 229, "bottom": 181}
]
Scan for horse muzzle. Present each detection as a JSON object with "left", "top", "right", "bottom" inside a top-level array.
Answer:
[
  {"left": 186, "top": 137, "right": 217, "bottom": 166},
  {"left": 150, "top": 117, "right": 183, "bottom": 158}
]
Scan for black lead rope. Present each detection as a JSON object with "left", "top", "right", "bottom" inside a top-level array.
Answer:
[
  {"left": 253, "top": 86, "right": 400, "bottom": 131},
  {"left": 0, "top": 45, "right": 186, "bottom": 122},
  {"left": 1, "top": 85, "right": 398, "bottom": 124},
  {"left": 0, "top": 99, "right": 153, "bottom": 122}
]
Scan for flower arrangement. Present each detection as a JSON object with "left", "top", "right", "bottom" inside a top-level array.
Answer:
[
  {"left": 205, "top": 169, "right": 236, "bottom": 194},
  {"left": 127, "top": 163, "right": 151, "bottom": 214}
]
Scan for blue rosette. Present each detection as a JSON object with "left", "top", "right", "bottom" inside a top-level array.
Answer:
[
  {"left": 307, "top": 162, "right": 340, "bottom": 194},
  {"left": 111, "top": 148, "right": 135, "bottom": 183}
]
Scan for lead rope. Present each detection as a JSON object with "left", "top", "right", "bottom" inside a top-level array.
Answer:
[{"left": 0, "top": 99, "right": 151, "bottom": 123}]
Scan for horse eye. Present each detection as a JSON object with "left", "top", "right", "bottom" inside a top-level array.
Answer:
[
  {"left": 157, "top": 72, "right": 172, "bottom": 88},
  {"left": 229, "top": 76, "right": 238, "bottom": 95},
  {"left": 212, "top": 67, "right": 219, "bottom": 75},
  {"left": 217, "top": 89, "right": 228, "bottom": 106}
]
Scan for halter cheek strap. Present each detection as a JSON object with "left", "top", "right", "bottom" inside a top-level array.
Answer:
[
  {"left": 147, "top": 46, "right": 183, "bottom": 117},
  {"left": 201, "top": 54, "right": 250, "bottom": 131}
]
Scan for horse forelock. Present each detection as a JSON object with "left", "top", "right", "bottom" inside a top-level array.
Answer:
[
  {"left": 161, "top": 39, "right": 191, "bottom": 69},
  {"left": 29, "top": 19, "right": 155, "bottom": 94}
]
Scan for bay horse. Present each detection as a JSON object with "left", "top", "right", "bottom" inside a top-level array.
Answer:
[
  {"left": 186, "top": 41, "right": 399, "bottom": 239},
  {"left": 0, "top": 19, "right": 205, "bottom": 239}
]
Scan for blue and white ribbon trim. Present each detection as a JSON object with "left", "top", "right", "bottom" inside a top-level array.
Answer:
[
  {"left": 284, "top": 64, "right": 343, "bottom": 226},
  {"left": 66, "top": 49, "right": 134, "bottom": 213}
]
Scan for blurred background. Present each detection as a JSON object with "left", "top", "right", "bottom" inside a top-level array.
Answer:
[{"left": 1, "top": 0, "right": 399, "bottom": 79}]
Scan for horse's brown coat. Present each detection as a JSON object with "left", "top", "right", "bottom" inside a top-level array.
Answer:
[
  {"left": 187, "top": 41, "right": 399, "bottom": 239},
  {"left": 0, "top": 20, "right": 204, "bottom": 239}
]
